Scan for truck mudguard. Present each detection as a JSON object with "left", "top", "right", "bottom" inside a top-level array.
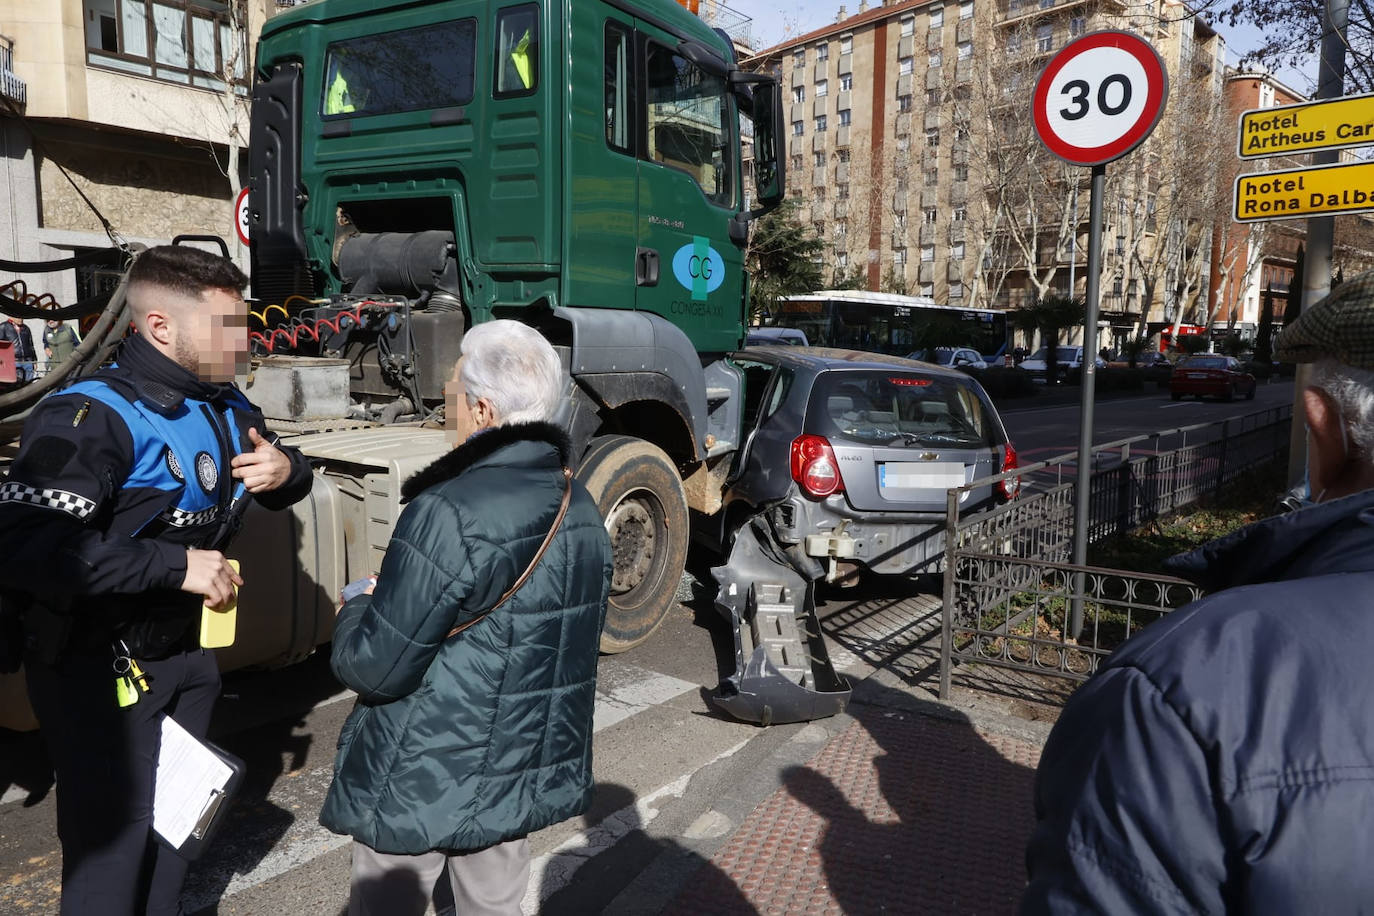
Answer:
[{"left": 555, "top": 306, "right": 711, "bottom": 460}]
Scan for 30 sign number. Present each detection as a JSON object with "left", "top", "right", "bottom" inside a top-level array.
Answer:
[
  {"left": 1032, "top": 31, "right": 1168, "bottom": 167},
  {"left": 1059, "top": 74, "right": 1133, "bottom": 120}
]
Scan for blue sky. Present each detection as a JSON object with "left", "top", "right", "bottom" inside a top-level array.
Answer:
[{"left": 726, "top": 0, "right": 1314, "bottom": 91}]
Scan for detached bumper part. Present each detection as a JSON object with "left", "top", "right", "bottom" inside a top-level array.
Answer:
[{"left": 711, "top": 521, "right": 851, "bottom": 726}]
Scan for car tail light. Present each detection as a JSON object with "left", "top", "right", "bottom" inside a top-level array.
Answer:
[
  {"left": 996, "top": 442, "right": 1020, "bottom": 501},
  {"left": 790, "top": 434, "right": 844, "bottom": 499}
]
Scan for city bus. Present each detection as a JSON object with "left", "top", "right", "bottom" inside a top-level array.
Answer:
[{"left": 765, "top": 290, "right": 1010, "bottom": 359}]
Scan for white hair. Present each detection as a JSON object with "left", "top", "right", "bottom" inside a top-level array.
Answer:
[
  {"left": 459, "top": 320, "right": 564, "bottom": 424},
  {"left": 1311, "top": 357, "right": 1374, "bottom": 461}
]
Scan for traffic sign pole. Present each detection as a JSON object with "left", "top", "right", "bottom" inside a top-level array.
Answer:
[{"left": 1031, "top": 30, "right": 1167, "bottom": 638}]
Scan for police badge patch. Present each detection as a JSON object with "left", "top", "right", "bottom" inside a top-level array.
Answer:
[
  {"left": 165, "top": 448, "right": 185, "bottom": 483},
  {"left": 195, "top": 451, "right": 218, "bottom": 493}
]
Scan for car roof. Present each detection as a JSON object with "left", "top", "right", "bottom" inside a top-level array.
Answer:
[{"left": 732, "top": 346, "right": 971, "bottom": 379}]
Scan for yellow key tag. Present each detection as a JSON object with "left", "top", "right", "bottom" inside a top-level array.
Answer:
[
  {"left": 200, "top": 559, "right": 239, "bottom": 649},
  {"left": 115, "top": 675, "right": 140, "bottom": 708}
]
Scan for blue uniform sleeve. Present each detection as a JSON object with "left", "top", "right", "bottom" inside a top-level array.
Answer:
[
  {"left": 1021, "top": 663, "right": 1228, "bottom": 915},
  {"left": 330, "top": 492, "right": 476, "bottom": 703},
  {"left": 0, "top": 393, "right": 187, "bottom": 598}
]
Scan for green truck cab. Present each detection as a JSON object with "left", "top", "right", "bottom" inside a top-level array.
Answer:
[{"left": 245, "top": 0, "right": 783, "bottom": 653}]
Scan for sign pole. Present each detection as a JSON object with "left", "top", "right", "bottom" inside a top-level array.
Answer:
[
  {"left": 1288, "top": 0, "right": 1349, "bottom": 490},
  {"left": 1069, "top": 163, "right": 1106, "bottom": 638}
]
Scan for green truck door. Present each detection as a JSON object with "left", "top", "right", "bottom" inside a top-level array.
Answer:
[{"left": 632, "top": 19, "right": 743, "bottom": 356}]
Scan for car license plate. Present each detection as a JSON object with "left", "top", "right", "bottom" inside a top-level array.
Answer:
[
  {"left": 1186, "top": 371, "right": 1208, "bottom": 378},
  {"left": 879, "top": 462, "right": 967, "bottom": 491}
]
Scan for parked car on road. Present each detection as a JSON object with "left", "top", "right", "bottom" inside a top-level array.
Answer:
[
  {"left": 1019, "top": 345, "right": 1106, "bottom": 383},
  {"left": 715, "top": 348, "right": 1019, "bottom": 578},
  {"left": 1170, "top": 355, "right": 1257, "bottom": 401},
  {"left": 905, "top": 346, "right": 989, "bottom": 371},
  {"left": 746, "top": 326, "right": 809, "bottom": 347}
]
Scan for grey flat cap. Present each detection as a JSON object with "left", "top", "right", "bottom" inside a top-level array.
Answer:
[{"left": 1274, "top": 270, "right": 1374, "bottom": 368}]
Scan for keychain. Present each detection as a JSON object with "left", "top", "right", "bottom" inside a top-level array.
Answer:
[{"left": 112, "top": 641, "right": 149, "bottom": 708}]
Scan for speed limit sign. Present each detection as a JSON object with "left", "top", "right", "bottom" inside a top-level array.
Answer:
[
  {"left": 1032, "top": 31, "right": 1168, "bottom": 166},
  {"left": 234, "top": 186, "right": 251, "bottom": 247}
]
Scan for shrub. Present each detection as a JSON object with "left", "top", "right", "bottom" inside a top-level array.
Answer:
[
  {"left": 975, "top": 366, "right": 1036, "bottom": 398},
  {"left": 1097, "top": 367, "right": 1145, "bottom": 391}
]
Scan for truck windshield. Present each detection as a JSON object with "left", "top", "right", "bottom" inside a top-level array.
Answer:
[
  {"left": 322, "top": 19, "right": 477, "bottom": 119},
  {"left": 809, "top": 372, "right": 994, "bottom": 448}
]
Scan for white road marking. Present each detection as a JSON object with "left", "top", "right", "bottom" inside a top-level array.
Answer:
[
  {"left": 0, "top": 786, "right": 27, "bottom": 806},
  {"left": 519, "top": 738, "right": 751, "bottom": 914},
  {"left": 592, "top": 664, "right": 697, "bottom": 733}
]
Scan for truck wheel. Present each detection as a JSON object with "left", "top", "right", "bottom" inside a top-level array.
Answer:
[{"left": 578, "top": 435, "right": 689, "bottom": 653}]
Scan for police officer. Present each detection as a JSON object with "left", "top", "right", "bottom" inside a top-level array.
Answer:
[{"left": 0, "top": 245, "right": 313, "bottom": 915}]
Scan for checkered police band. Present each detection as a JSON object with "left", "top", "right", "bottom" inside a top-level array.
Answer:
[
  {"left": 0, "top": 481, "right": 98, "bottom": 521},
  {"left": 196, "top": 452, "right": 218, "bottom": 493},
  {"left": 157, "top": 505, "right": 218, "bottom": 528}
]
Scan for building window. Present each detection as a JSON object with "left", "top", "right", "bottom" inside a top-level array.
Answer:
[
  {"left": 952, "top": 241, "right": 965, "bottom": 259},
  {"left": 899, "top": 94, "right": 913, "bottom": 112},
  {"left": 949, "top": 281, "right": 964, "bottom": 298},
  {"left": 899, "top": 56, "right": 914, "bottom": 75},
  {"left": 813, "top": 221, "right": 825, "bottom": 237},
  {"left": 86, "top": 0, "right": 253, "bottom": 90},
  {"left": 1036, "top": 24, "right": 1053, "bottom": 52},
  {"left": 793, "top": 86, "right": 805, "bottom": 103},
  {"left": 790, "top": 154, "right": 803, "bottom": 171},
  {"left": 838, "top": 251, "right": 849, "bottom": 269},
  {"left": 817, "top": 42, "right": 830, "bottom": 61},
  {"left": 924, "top": 168, "right": 939, "bottom": 186},
  {"left": 815, "top": 186, "right": 827, "bottom": 200},
  {"left": 930, "top": 8, "right": 944, "bottom": 29},
  {"left": 897, "top": 134, "right": 911, "bottom": 152},
  {"left": 923, "top": 208, "right": 938, "bottom": 224},
  {"left": 840, "top": 74, "right": 853, "bottom": 91},
  {"left": 815, "top": 114, "right": 828, "bottom": 131},
  {"left": 929, "top": 51, "right": 943, "bottom": 68},
  {"left": 925, "top": 127, "right": 939, "bottom": 146},
  {"left": 954, "top": 164, "right": 968, "bottom": 181},
  {"left": 952, "top": 206, "right": 967, "bottom": 221},
  {"left": 894, "top": 248, "right": 908, "bottom": 266},
  {"left": 895, "top": 175, "right": 908, "bottom": 192},
  {"left": 960, "top": 0, "right": 975, "bottom": 19},
  {"left": 794, "top": 48, "right": 806, "bottom": 66},
  {"left": 1006, "top": 32, "right": 1022, "bottom": 53},
  {"left": 927, "top": 88, "right": 940, "bottom": 106},
  {"left": 793, "top": 120, "right": 804, "bottom": 136},
  {"left": 816, "top": 79, "right": 828, "bottom": 97},
  {"left": 920, "top": 244, "right": 935, "bottom": 262},
  {"left": 839, "top": 108, "right": 851, "bottom": 126},
  {"left": 901, "top": 15, "right": 916, "bottom": 36},
  {"left": 836, "top": 149, "right": 851, "bottom": 162},
  {"left": 955, "top": 124, "right": 970, "bottom": 141},
  {"left": 957, "top": 41, "right": 972, "bottom": 60},
  {"left": 836, "top": 219, "right": 848, "bottom": 235},
  {"left": 1070, "top": 16, "right": 1086, "bottom": 36},
  {"left": 920, "top": 281, "right": 935, "bottom": 297},
  {"left": 814, "top": 151, "right": 826, "bottom": 167},
  {"left": 840, "top": 35, "right": 853, "bottom": 54},
  {"left": 837, "top": 183, "right": 850, "bottom": 199}
]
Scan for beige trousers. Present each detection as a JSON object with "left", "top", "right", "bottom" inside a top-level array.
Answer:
[{"left": 347, "top": 837, "right": 530, "bottom": 916}]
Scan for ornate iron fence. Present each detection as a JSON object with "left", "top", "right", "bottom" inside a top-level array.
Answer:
[{"left": 938, "top": 404, "right": 1291, "bottom": 699}]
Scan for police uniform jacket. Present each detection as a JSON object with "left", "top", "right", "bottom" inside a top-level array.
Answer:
[
  {"left": 1023, "top": 488, "right": 1374, "bottom": 914},
  {"left": 320, "top": 422, "right": 613, "bottom": 855},
  {"left": 0, "top": 333, "right": 313, "bottom": 657}
]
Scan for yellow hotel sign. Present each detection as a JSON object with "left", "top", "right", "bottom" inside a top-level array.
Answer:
[
  {"left": 1238, "top": 93, "right": 1374, "bottom": 158},
  {"left": 1234, "top": 160, "right": 1374, "bottom": 223}
]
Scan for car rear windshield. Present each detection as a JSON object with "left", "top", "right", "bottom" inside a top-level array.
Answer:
[
  {"left": 322, "top": 19, "right": 477, "bottom": 119},
  {"left": 1181, "top": 357, "right": 1227, "bottom": 369},
  {"left": 809, "top": 371, "right": 995, "bottom": 448}
]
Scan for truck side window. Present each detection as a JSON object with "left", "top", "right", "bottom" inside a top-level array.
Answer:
[
  {"left": 644, "top": 43, "right": 734, "bottom": 208},
  {"left": 495, "top": 4, "right": 539, "bottom": 97},
  {"left": 605, "top": 23, "right": 632, "bottom": 154}
]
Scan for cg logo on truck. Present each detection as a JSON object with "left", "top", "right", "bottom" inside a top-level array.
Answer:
[{"left": 672, "top": 237, "right": 725, "bottom": 301}]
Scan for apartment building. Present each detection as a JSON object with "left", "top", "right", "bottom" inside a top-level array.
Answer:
[
  {"left": 745, "top": 0, "right": 1228, "bottom": 343},
  {"left": 0, "top": 0, "right": 273, "bottom": 312}
]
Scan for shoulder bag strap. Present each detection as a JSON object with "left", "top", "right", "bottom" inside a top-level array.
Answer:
[{"left": 445, "top": 466, "right": 573, "bottom": 640}]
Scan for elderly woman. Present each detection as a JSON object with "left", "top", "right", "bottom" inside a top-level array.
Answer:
[{"left": 321, "top": 320, "right": 613, "bottom": 916}]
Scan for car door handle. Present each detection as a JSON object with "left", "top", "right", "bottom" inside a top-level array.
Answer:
[{"left": 636, "top": 247, "right": 660, "bottom": 287}]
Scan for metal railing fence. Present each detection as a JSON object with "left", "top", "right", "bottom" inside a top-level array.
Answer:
[{"left": 938, "top": 404, "right": 1291, "bottom": 699}]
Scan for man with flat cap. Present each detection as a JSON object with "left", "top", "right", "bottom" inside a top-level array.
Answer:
[{"left": 1022, "top": 271, "right": 1374, "bottom": 915}]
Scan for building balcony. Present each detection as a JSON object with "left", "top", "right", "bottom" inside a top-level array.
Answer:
[
  {"left": 814, "top": 97, "right": 828, "bottom": 117},
  {"left": 836, "top": 161, "right": 849, "bottom": 182},
  {"left": 836, "top": 124, "right": 850, "bottom": 147},
  {"left": 0, "top": 37, "right": 25, "bottom": 105},
  {"left": 892, "top": 191, "right": 907, "bottom": 212}
]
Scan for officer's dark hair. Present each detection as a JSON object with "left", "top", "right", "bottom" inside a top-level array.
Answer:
[{"left": 127, "top": 245, "right": 247, "bottom": 301}]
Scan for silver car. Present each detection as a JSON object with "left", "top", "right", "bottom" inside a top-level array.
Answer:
[{"left": 719, "top": 347, "right": 1019, "bottom": 578}]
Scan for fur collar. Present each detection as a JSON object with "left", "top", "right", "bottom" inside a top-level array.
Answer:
[{"left": 401, "top": 421, "right": 572, "bottom": 502}]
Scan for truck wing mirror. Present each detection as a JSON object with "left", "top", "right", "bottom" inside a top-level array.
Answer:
[{"left": 730, "top": 71, "right": 784, "bottom": 215}]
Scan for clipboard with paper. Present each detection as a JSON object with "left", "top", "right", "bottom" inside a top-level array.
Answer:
[{"left": 152, "top": 714, "right": 245, "bottom": 860}]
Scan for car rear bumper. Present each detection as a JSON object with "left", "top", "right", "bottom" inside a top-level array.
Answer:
[
  {"left": 769, "top": 492, "right": 963, "bottom": 574},
  {"left": 1171, "top": 380, "right": 1230, "bottom": 396}
]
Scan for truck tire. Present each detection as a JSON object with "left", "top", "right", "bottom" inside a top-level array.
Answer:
[{"left": 578, "top": 435, "right": 689, "bottom": 653}]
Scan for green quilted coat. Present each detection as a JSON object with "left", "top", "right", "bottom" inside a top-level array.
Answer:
[{"left": 320, "top": 422, "right": 612, "bottom": 854}]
